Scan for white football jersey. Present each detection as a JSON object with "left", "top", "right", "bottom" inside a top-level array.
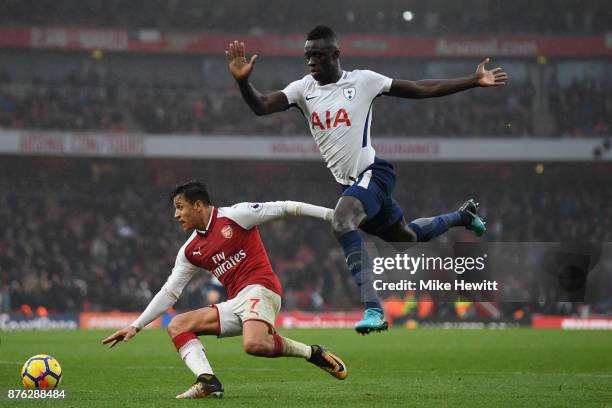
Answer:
[{"left": 282, "top": 70, "right": 392, "bottom": 185}]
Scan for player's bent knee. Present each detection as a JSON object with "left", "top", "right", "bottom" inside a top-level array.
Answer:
[
  {"left": 167, "top": 314, "right": 187, "bottom": 337},
  {"left": 331, "top": 213, "right": 357, "bottom": 238}
]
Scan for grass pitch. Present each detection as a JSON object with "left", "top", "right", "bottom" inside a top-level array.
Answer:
[{"left": 1, "top": 328, "right": 611, "bottom": 407}]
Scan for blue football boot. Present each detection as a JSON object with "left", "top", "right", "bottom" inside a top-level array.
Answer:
[
  {"left": 354, "top": 308, "right": 389, "bottom": 335},
  {"left": 459, "top": 199, "right": 486, "bottom": 237}
]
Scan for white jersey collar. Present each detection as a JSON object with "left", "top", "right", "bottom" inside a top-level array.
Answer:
[
  {"left": 315, "top": 71, "right": 348, "bottom": 88},
  {"left": 196, "top": 207, "right": 216, "bottom": 234}
]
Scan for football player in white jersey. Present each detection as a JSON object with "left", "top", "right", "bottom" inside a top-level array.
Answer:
[{"left": 226, "top": 26, "right": 507, "bottom": 334}]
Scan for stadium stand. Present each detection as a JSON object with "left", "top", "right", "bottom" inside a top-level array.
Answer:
[
  {"left": 2, "top": 158, "right": 610, "bottom": 315},
  {"left": 1, "top": 0, "right": 610, "bottom": 35},
  {"left": 2, "top": 69, "right": 610, "bottom": 137}
]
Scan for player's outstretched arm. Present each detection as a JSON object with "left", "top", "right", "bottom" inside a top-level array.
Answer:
[
  {"left": 100, "top": 287, "right": 175, "bottom": 349},
  {"left": 225, "top": 40, "right": 289, "bottom": 115},
  {"left": 281, "top": 201, "right": 334, "bottom": 222},
  {"left": 229, "top": 201, "right": 333, "bottom": 229},
  {"left": 387, "top": 58, "right": 508, "bottom": 99},
  {"left": 101, "top": 248, "right": 198, "bottom": 348},
  {"left": 101, "top": 288, "right": 182, "bottom": 348}
]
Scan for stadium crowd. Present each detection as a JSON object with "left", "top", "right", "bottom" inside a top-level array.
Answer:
[
  {"left": 1, "top": 0, "right": 610, "bottom": 35},
  {"left": 549, "top": 77, "right": 612, "bottom": 137},
  {"left": 4, "top": 72, "right": 610, "bottom": 138},
  {"left": 1, "top": 158, "right": 610, "bottom": 318}
]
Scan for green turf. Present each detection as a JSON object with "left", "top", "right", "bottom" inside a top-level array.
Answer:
[{"left": 1, "top": 328, "right": 611, "bottom": 407}]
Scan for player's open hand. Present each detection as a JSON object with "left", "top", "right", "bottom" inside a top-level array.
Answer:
[
  {"left": 226, "top": 40, "right": 258, "bottom": 82},
  {"left": 475, "top": 58, "right": 508, "bottom": 87},
  {"left": 101, "top": 326, "right": 139, "bottom": 348}
]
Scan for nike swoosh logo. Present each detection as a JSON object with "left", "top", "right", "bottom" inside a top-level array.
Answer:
[{"left": 305, "top": 95, "right": 317, "bottom": 100}]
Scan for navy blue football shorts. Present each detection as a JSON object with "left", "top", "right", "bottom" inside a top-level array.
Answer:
[{"left": 340, "top": 157, "right": 404, "bottom": 237}]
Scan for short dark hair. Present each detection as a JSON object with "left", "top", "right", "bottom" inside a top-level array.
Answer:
[
  {"left": 307, "top": 25, "right": 337, "bottom": 42},
  {"left": 170, "top": 180, "right": 211, "bottom": 205}
]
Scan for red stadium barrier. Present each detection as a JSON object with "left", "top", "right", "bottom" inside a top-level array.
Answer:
[
  {"left": 276, "top": 311, "right": 362, "bottom": 329},
  {"left": 532, "top": 315, "right": 612, "bottom": 330},
  {"left": 0, "top": 27, "right": 611, "bottom": 57},
  {"left": 79, "top": 312, "right": 161, "bottom": 329}
]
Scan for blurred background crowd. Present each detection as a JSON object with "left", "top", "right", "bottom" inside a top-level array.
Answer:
[
  {"left": 0, "top": 0, "right": 610, "bottom": 321},
  {"left": 1, "top": 158, "right": 611, "bottom": 317},
  {"left": 0, "top": 0, "right": 611, "bottom": 138},
  {"left": 1, "top": 57, "right": 611, "bottom": 137},
  {"left": 1, "top": 0, "right": 611, "bottom": 35}
]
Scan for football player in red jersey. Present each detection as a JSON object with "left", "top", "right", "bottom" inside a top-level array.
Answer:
[{"left": 102, "top": 180, "right": 347, "bottom": 399}]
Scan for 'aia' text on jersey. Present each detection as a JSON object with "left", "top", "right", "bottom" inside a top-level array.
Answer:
[{"left": 282, "top": 70, "right": 392, "bottom": 185}]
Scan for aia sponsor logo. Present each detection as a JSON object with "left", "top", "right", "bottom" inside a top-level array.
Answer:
[
  {"left": 311, "top": 108, "right": 351, "bottom": 130},
  {"left": 221, "top": 225, "right": 233, "bottom": 239}
]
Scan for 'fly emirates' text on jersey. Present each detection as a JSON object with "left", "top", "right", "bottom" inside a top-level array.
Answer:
[
  {"left": 173, "top": 204, "right": 282, "bottom": 299},
  {"left": 130, "top": 201, "right": 331, "bottom": 329},
  {"left": 282, "top": 70, "right": 392, "bottom": 185}
]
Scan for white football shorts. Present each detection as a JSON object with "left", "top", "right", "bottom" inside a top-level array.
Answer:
[{"left": 213, "top": 284, "right": 281, "bottom": 337}]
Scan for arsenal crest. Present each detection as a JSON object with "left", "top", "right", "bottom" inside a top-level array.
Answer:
[
  {"left": 221, "top": 225, "right": 233, "bottom": 239},
  {"left": 343, "top": 87, "right": 356, "bottom": 101}
]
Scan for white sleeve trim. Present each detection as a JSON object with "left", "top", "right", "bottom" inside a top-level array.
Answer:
[
  {"left": 382, "top": 76, "right": 393, "bottom": 93},
  {"left": 222, "top": 201, "right": 333, "bottom": 230}
]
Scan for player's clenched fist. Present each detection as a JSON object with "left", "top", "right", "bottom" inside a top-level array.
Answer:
[
  {"left": 101, "top": 326, "right": 140, "bottom": 348},
  {"left": 225, "top": 40, "right": 258, "bottom": 82}
]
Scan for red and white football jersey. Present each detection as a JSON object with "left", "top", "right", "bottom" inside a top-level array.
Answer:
[
  {"left": 163, "top": 202, "right": 308, "bottom": 300},
  {"left": 130, "top": 200, "right": 332, "bottom": 330}
]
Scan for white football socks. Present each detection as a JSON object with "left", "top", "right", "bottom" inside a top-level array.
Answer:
[
  {"left": 178, "top": 339, "right": 214, "bottom": 377},
  {"left": 281, "top": 337, "right": 312, "bottom": 359}
]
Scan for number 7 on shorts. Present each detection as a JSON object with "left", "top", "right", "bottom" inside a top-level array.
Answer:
[{"left": 249, "top": 298, "right": 261, "bottom": 312}]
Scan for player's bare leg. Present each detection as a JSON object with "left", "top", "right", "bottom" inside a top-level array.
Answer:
[
  {"left": 242, "top": 319, "right": 279, "bottom": 357},
  {"left": 168, "top": 307, "right": 224, "bottom": 399},
  {"left": 332, "top": 196, "right": 388, "bottom": 334},
  {"left": 242, "top": 320, "right": 347, "bottom": 379}
]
